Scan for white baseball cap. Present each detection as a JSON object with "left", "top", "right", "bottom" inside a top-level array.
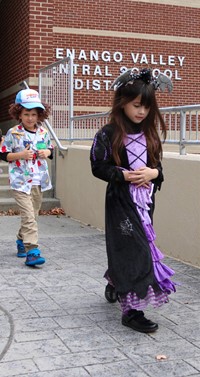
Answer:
[{"left": 15, "top": 89, "right": 45, "bottom": 110}]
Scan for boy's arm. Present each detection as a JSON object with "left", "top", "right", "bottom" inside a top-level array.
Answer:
[
  {"left": 0, "top": 151, "right": 9, "bottom": 162},
  {"left": 6, "top": 149, "right": 33, "bottom": 161},
  {"left": 0, "top": 146, "right": 34, "bottom": 162},
  {"left": 48, "top": 148, "right": 53, "bottom": 159},
  {"left": 37, "top": 149, "right": 52, "bottom": 159},
  {"left": 0, "top": 128, "right": 33, "bottom": 161},
  {"left": 39, "top": 129, "right": 54, "bottom": 159}
]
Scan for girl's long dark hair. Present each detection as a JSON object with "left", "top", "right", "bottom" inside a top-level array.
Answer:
[{"left": 109, "top": 79, "right": 166, "bottom": 166}]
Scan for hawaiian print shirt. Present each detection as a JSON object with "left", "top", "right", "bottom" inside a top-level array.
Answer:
[{"left": 0, "top": 123, "right": 53, "bottom": 194}]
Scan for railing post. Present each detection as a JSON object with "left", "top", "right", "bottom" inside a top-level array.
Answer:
[
  {"left": 38, "top": 71, "right": 42, "bottom": 97},
  {"left": 68, "top": 57, "right": 74, "bottom": 141},
  {"left": 180, "top": 110, "right": 186, "bottom": 155}
]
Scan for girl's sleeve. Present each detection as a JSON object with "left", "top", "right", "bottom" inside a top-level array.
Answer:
[
  {"left": 90, "top": 129, "right": 125, "bottom": 183},
  {"left": 152, "top": 161, "right": 164, "bottom": 191}
]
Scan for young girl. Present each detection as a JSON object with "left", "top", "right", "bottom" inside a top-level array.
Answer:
[
  {"left": 0, "top": 88, "right": 53, "bottom": 267},
  {"left": 90, "top": 68, "right": 176, "bottom": 333}
]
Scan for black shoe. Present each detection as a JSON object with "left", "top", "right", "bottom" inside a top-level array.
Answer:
[
  {"left": 105, "top": 283, "right": 117, "bottom": 303},
  {"left": 122, "top": 312, "right": 158, "bottom": 333}
]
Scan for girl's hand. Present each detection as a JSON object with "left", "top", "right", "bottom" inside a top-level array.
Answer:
[
  {"left": 37, "top": 149, "right": 51, "bottom": 159},
  {"left": 123, "top": 167, "right": 158, "bottom": 187}
]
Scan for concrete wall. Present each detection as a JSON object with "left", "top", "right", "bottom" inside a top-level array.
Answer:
[
  {"left": 55, "top": 145, "right": 200, "bottom": 267},
  {"left": 55, "top": 145, "right": 106, "bottom": 230},
  {"left": 154, "top": 152, "right": 200, "bottom": 266}
]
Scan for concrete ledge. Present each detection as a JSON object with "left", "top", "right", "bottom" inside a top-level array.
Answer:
[
  {"left": 55, "top": 145, "right": 200, "bottom": 267},
  {"left": 154, "top": 151, "right": 200, "bottom": 267}
]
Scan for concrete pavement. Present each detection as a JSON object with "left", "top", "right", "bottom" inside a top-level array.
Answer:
[{"left": 0, "top": 214, "right": 200, "bottom": 377}]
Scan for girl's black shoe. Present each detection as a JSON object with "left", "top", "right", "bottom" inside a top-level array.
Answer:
[
  {"left": 105, "top": 283, "right": 118, "bottom": 303},
  {"left": 122, "top": 311, "right": 158, "bottom": 333}
]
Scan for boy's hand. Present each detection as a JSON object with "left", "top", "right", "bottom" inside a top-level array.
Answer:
[
  {"left": 37, "top": 149, "right": 51, "bottom": 159},
  {"left": 22, "top": 145, "right": 34, "bottom": 160}
]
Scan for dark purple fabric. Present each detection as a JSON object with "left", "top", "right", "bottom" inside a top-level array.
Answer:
[{"left": 124, "top": 133, "right": 176, "bottom": 294}]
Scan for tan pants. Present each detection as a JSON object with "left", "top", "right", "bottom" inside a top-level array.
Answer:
[{"left": 13, "top": 186, "right": 43, "bottom": 252}]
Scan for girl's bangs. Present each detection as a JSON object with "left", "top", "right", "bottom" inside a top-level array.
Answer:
[
  {"left": 121, "top": 81, "right": 154, "bottom": 108},
  {"left": 140, "top": 85, "right": 154, "bottom": 108}
]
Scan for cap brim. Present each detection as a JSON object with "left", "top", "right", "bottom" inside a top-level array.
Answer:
[{"left": 21, "top": 103, "right": 45, "bottom": 110}]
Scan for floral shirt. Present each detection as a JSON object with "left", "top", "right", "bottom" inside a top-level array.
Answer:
[{"left": 0, "top": 123, "right": 53, "bottom": 194}]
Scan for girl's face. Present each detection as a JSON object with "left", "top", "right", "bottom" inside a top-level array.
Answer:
[
  {"left": 123, "top": 94, "right": 150, "bottom": 124},
  {"left": 19, "top": 108, "right": 39, "bottom": 131}
]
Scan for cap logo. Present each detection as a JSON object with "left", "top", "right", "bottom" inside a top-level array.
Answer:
[{"left": 22, "top": 92, "right": 41, "bottom": 103}]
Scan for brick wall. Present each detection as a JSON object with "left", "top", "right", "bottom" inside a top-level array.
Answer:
[
  {"left": 0, "top": 0, "right": 54, "bottom": 124},
  {"left": 52, "top": 0, "right": 200, "bottom": 109},
  {"left": 29, "top": 0, "right": 54, "bottom": 75},
  {"left": 0, "top": 0, "right": 200, "bottom": 126},
  {"left": 53, "top": 0, "right": 198, "bottom": 38},
  {"left": 0, "top": 0, "right": 29, "bottom": 92},
  {"left": 54, "top": 34, "right": 194, "bottom": 109}
]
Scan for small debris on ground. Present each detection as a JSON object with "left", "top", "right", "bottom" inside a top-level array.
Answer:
[
  {"left": 0, "top": 207, "right": 65, "bottom": 216},
  {"left": 39, "top": 207, "right": 66, "bottom": 216},
  {"left": 155, "top": 354, "right": 168, "bottom": 361},
  {"left": 0, "top": 209, "right": 20, "bottom": 216}
]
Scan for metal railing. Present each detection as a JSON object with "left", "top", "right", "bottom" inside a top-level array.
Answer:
[
  {"left": 23, "top": 76, "right": 200, "bottom": 155},
  {"left": 22, "top": 80, "right": 69, "bottom": 152},
  {"left": 160, "top": 105, "right": 200, "bottom": 154},
  {"left": 37, "top": 58, "right": 200, "bottom": 155},
  {"left": 39, "top": 57, "right": 74, "bottom": 150},
  {"left": 70, "top": 112, "right": 110, "bottom": 140},
  {"left": 71, "top": 105, "right": 200, "bottom": 155}
]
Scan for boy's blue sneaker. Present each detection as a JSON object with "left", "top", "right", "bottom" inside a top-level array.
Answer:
[
  {"left": 25, "top": 248, "right": 45, "bottom": 266},
  {"left": 16, "top": 239, "right": 26, "bottom": 258}
]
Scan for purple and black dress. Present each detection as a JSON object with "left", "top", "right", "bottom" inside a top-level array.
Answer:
[{"left": 90, "top": 123, "right": 176, "bottom": 315}]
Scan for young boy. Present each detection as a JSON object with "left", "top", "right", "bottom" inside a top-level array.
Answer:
[
  {"left": 0, "top": 129, "right": 3, "bottom": 146},
  {"left": 0, "top": 88, "right": 53, "bottom": 267}
]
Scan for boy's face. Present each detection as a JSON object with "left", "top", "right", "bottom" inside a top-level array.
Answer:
[{"left": 19, "top": 108, "right": 39, "bottom": 131}]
